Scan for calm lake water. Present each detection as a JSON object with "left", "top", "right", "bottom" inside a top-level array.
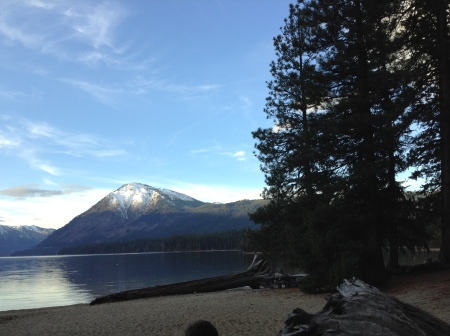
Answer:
[{"left": 0, "top": 251, "right": 254, "bottom": 312}]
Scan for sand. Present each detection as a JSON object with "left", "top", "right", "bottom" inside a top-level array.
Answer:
[{"left": 1, "top": 268, "right": 449, "bottom": 336}]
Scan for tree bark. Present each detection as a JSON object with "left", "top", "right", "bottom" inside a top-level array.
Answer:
[
  {"left": 354, "top": 0, "right": 386, "bottom": 285},
  {"left": 280, "top": 278, "right": 450, "bottom": 336}
]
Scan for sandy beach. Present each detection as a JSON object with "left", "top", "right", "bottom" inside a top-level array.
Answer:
[{"left": 1, "top": 268, "right": 449, "bottom": 336}]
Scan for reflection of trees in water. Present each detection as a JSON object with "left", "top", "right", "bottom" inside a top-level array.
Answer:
[
  {"left": 382, "top": 251, "right": 440, "bottom": 266},
  {"left": 56, "top": 251, "right": 255, "bottom": 297},
  {"left": 0, "top": 251, "right": 254, "bottom": 311},
  {"left": 0, "top": 256, "right": 93, "bottom": 310}
]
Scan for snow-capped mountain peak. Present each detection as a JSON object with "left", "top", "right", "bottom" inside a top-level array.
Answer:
[
  {"left": 0, "top": 225, "right": 55, "bottom": 256},
  {"left": 105, "top": 183, "right": 198, "bottom": 219}
]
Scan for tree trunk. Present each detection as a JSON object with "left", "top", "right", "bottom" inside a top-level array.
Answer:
[
  {"left": 280, "top": 278, "right": 450, "bottom": 336},
  {"left": 388, "top": 226, "right": 400, "bottom": 269},
  {"left": 354, "top": 0, "right": 386, "bottom": 285},
  {"left": 90, "top": 257, "right": 270, "bottom": 305}
]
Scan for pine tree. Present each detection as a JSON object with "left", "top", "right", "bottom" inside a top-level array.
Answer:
[
  {"left": 252, "top": 0, "right": 446, "bottom": 289},
  {"left": 306, "top": 0, "right": 408, "bottom": 285},
  {"left": 250, "top": 2, "right": 338, "bottom": 274},
  {"left": 403, "top": 0, "right": 450, "bottom": 263},
  {"left": 251, "top": 0, "right": 425, "bottom": 287}
]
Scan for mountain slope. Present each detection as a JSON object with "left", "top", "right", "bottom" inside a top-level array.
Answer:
[
  {"left": 15, "top": 183, "right": 265, "bottom": 255},
  {"left": 0, "top": 225, "right": 55, "bottom": 256}
]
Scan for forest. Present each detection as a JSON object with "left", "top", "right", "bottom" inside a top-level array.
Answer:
[
  {"left": 58, "top": 230, "right": 248, "bottom": 255},
  {"left": 247, "top": 0, "right": 450, "bottom": 291}
]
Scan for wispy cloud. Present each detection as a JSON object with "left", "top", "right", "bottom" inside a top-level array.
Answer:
[
  {"left": 0, "top": 2, "right": 220, "bottom": 105},
  {"left": 61, "top": 79, "right": 125, "bottom": 105},
  {"left": 132, "top": 76, "right": 219, "bottom": 98},
  {"left": 0, "top": 133, "right": 20, "bottom": 148},
  {"left": 23, "top": 119, "right": 126, "bottom": 158},
  {"left": 62, "top": 76, "right": 219, "bottom": 106},
  {"left": 0, "top": 88, "right": 24, "bottom": 100},
  {"left": 24, "top": 120, "right": 60, "bottom": 138},
  {"left": 0, "top": 183, "right": 92, "bottom": 199},
  {"left": 0, "top": 186, "right": 62, "bottom": 198},
  {"left": 0, "top": 1, "right": 127, "bottom": 66},
  {"left": 67, "top": 3, "right": 123, "bottom": 50},
  {"left": 0, "top": 115, "right": 126, "bottom": 175},
  {"left": 190, "top": 146, "right": 247, "bottom": 161},
  {"left": 190, "top": 148, "right": 209, "bottom": 155},
  {"left": 224, "top": 150, "right": 246, "bottom": 161}
]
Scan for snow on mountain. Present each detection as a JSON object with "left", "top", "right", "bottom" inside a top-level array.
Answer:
[
  {"left": 13, "top": 225, "right": 51, "bottom": 234},
  {"left": 0, "top": 225, "right": 47, "bottom": 235},
  {"left": 105, "top": 183, "right": 198, "bottom": 219},
  {"left": 160, "top": 188, "right": 197, "bottom": 202},
  {"left": 13, "top": 184, "right": 267, "bottom": 256},
  {"left": 0, "top": 225, "right": 55, "bottom": 256}
]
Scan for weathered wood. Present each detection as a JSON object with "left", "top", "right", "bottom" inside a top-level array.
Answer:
[
  {"left": 90, "top": 256, "right": 270, "bottom": 305},
  {"left": 280, "top": 278, "right": 450, "bottom": 336},
  {"left": 261, "top": 273, "right": 306, "bottom": 288}
]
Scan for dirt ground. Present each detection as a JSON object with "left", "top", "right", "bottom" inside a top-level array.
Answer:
[{"left": 381, "top": 266, "right": 450, "bottom": 324}]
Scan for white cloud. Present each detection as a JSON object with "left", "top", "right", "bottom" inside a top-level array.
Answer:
[
  {"left": 61, "top": 79, "right": 124, "bottom": 105},
  {"left": 0, "top": 116, "right": 126, "bottom": 175},
  {"left": 0, "top": 18, "right": 42, "bottom": 49},
  {"left": 18, "top": 148, "right": 61, "bottom": 175},
  {"left": 26, "top": 0, "right": 56, "bottom": 10},
  {"left": 190, "top": 146, "right": 247, "bottom": 161},
  {"left": 67, "top": 3, "right": 123, "bottom": 49},
  {"left": 63, "top": 76, "right": 219, "bottom": 106},
  {"left": 167, "top": 181, "right": 262, "bottom": 203},
  {"left": 231, "top": 151, "right": 246, "bottom": 161},
  {"left": 0, "top": 1, "right": 127, "bottom": 66},
  {"left": 221, "top": 150, "right": 247, "bottom": 161},
  {"left": 0, "top": 134, "right": 20, "bottom": 148},
  {"left": 37, "top": 162, "right": 60, "bottom": 176},
  {"left": 0, "top": 88, "right": 24, "bottom": 100},
  {"left": 0, "top": 187, "right": 109, "bottom": 229},
  {"left": 0, "top": 183, "right": 92, "bottom": 199},
  {"left": 190, "top": 148, "right": 209, "bottom": 154},
  {"left": 24, "top": 120, "right": 60, "bottom": 138}
]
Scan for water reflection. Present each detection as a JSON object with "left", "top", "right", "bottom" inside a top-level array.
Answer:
[
  {"left": 383, "top": 250, "right": 439, "bottom": 266},
  {"left": 0, "top": 251, "right": 254, "bottom": 312},
  {"left": 0, "top": 256, "right": 93, "bottom": 311}
]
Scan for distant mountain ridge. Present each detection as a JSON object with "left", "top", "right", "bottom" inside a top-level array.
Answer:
[
  {"left": 15, "top": 183, "right": 265, "bottom": 256},
  {"left": 0, "top": 225, "right": 55, "bottom": 256}
]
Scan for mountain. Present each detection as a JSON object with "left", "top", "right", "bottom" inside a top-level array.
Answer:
[
  {"left": 15, "top": 183, "right": 266, "bottom": 256},
  {"left": 0, "top": 225, "right": 55, "bottom": 256}
]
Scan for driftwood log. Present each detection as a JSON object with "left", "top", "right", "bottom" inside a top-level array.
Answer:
[
  {"left": 90, "top": 255, "right": 270, "bottom": 305},
  {"left": 280, "top": 278, "right": 450, "bottom": 336}
]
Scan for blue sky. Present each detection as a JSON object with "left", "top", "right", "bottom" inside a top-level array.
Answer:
[{"left": 0, "top": 0, "right": 294, "bottom": 229}]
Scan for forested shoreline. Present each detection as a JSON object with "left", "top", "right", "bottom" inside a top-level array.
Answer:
[{"left": 58, "top": 230, "right": 250, "bottom": 255}]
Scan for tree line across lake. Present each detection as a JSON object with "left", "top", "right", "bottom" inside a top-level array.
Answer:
[{"left": 58, "top": 230, "right": 251, "bottom": 255}]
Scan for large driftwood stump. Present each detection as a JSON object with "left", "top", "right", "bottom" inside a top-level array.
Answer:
[
  {"left": 280, "top": 278, "right": 450, "bottom": 336},
  {"left": 90, "top": 256, "right": 270, "bottom": 305}
]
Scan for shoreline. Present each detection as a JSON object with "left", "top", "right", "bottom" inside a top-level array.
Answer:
[
  {"left": 0, "top": 288, "right": 329, "bottom": 336},
  {"left": 1, "top": 268, "right": 449, "bottom": 336}
]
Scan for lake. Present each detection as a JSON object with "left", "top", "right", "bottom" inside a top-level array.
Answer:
[{"left": 0, "top": 251, "right": 255, "bottom": 312}]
